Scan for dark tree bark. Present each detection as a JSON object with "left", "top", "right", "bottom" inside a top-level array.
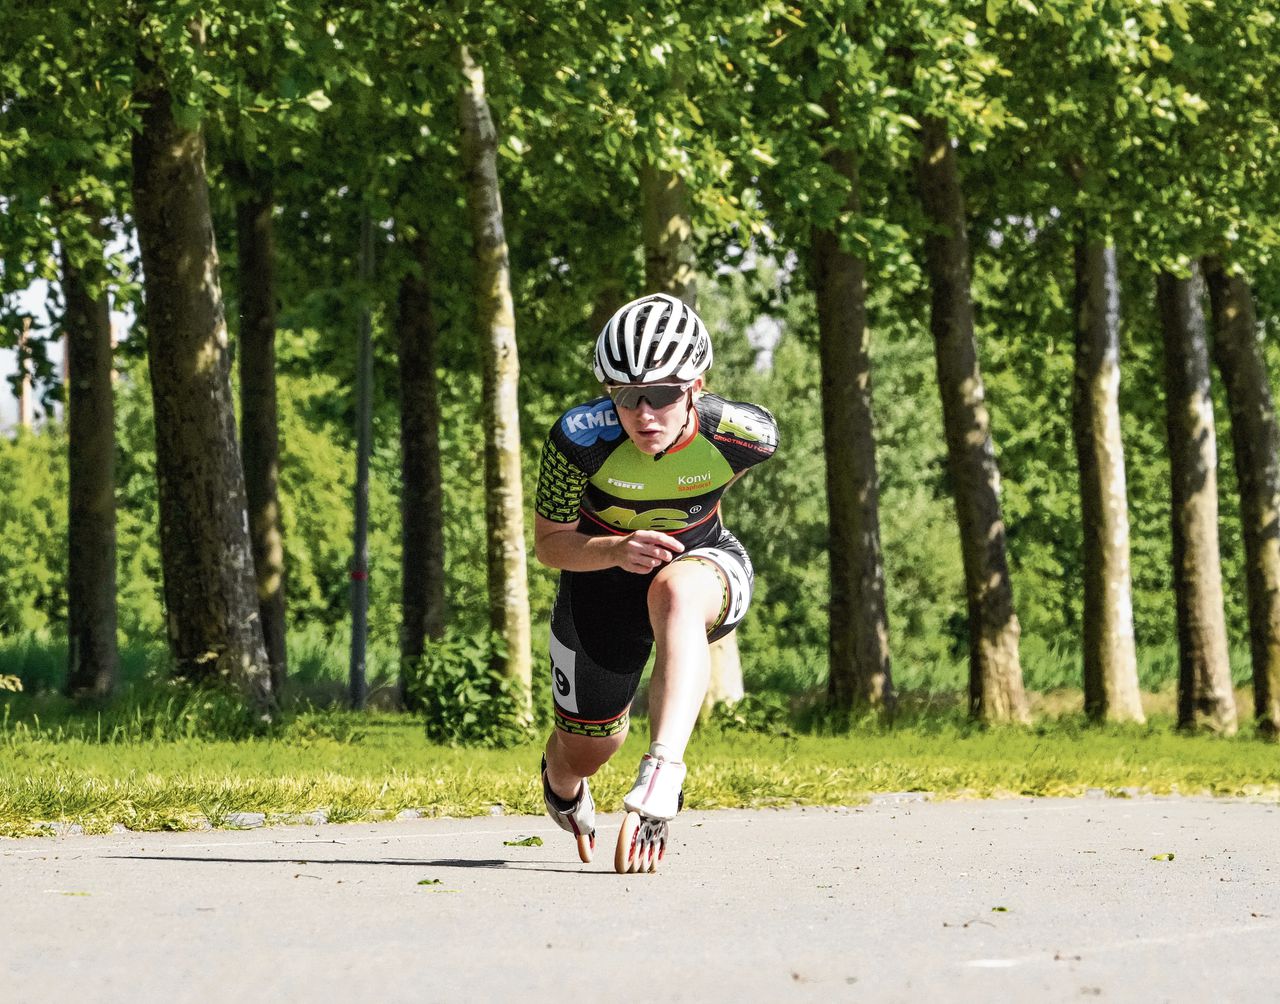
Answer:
[
  {"left": 811, "top": 139, "right": 893, "bottom": 712},
  {"left": 1156, "top": 268, "right": 1237, "bottom": 734},
  {"left": 233, "top": 165, "right": 287, "bottom": 696},
  {"left": 1203, "top": 257, "right": 1280, "bottom": 738},
  {"left": 916, "top": 116, "right": 1028, "bottom": 724},
  {"left": 60, "top": 223, "right": 119, "bottom": 699},
  {"left": 1072, "top": 236, "right": 1143, "bottom": 722},
  {"left": 131, "top": 47, "right": 272, "bottom": 714},
  {"left": 397, "top": 232, "right": 447, "bottom": 708},
  {"left": 587, "top": 280, "right": 626, "bottom": 339},
  {"left": 457, "top": 44, "right": 532, "bottom": 706}
]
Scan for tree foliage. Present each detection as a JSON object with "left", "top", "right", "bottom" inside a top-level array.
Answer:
[{"left": 2, "top": 0, "right": 1279, "bottom": 724}]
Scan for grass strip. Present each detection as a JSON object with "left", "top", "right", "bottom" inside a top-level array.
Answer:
[{"left": 3, "top": 713, "right": 1279, "bottom": 838}]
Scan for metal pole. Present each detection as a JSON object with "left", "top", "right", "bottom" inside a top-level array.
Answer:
[{"left": 349, "top": 209, "right": 374, "bottom": 709}]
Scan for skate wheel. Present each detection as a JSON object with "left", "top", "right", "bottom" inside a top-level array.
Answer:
[
  {"left": 647, "top": 820, "right": 667, "bottom": 872},
  {"left": 576, "top": 830, "right": 594, "bottom": 864},
  {"left": 615, "top": 811, "right": 642, "bottom": 874}
]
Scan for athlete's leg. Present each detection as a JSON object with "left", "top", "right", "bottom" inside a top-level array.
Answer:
[
  {"left": 543, "top": 568, "right": 650, "bottom": 805},
  {"left": 544, "top": 723, "right": 629, "bottom": 801},
  {"left": 645, "top": 558, "right": 726, "bottom": 760},
  {"left": 618, "top": 546, "right": 752, "bottom": 871}
]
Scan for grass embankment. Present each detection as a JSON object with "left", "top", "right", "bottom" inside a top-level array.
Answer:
[
  {"left": 4, "top": 633, "right": 1277, "bottom": 838},
  {"left": 4, "top": 700, "right": 1280, "bottom": 838}
]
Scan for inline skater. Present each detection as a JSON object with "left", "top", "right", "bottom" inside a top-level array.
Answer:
[{"left": 533, "top": 292, "right": 778, "bottom": 872}]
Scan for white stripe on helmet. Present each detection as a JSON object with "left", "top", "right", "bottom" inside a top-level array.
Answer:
[{"left": 593, "top": 292, "right": 711, "bottom": 384}]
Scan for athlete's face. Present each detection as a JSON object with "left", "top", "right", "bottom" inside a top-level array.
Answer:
[{"left": 610, "top": 377, "right": 704, "bottom": 454}]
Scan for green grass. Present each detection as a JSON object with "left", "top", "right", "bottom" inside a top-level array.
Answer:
[
  {"left": 3, "top": 633, "right": 1277, "bottom": 839},
  {"left": 3, "top": 704, "right": 1279, "bottom": 839},
  {"left": 0, "top": 626, "right": 403, "bottom": 708}
]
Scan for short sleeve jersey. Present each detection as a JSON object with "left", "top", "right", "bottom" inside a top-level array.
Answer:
[{"left": 535, "top": 393, "right": 779, "bottom": 550}]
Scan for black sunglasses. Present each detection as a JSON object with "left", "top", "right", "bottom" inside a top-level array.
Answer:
[{"left": 608, "top": 383, "right": 691, "bottom": 410}]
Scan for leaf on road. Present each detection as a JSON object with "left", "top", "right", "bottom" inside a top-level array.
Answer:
[
  {"left": 504, "top": 835, "right": 543, "bottom": 847},
  {"left": 1151, "top": 852, "right": 1175, "bottom": 861}
]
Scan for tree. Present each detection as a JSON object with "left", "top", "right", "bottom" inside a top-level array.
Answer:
[
  {"left": 1072, "top": 236, "right": 1142, "bottom": 722},
  {"left": 1155, "top": 267, "right": 1236, "bottom": 734},
  {"left": 131, "top": 19, "right": 272, "bottom": 713},
  {"left": 1203, "top": 257, "right": 1280, "bottom": 737},
  {"left": 231, "top": 164, "right": 287, "bottom": 695},
  {"left": 457, "top": 42, "right": 532, "bottom": 709},
  {"left": 641, "top": 166, "right": 697, "bottom": 306},
  {"left": 0, "top": 3, "right": 132, "bottom": 696},
  {"left": 738, "top": 5, "right": 903, "bottom": 711},
  {"left": 397, "top": 229, "right": 447, "bottom": 704},
  {"left": 916, "top": 114, "right": 1028, "bottom": 724},
  {"left": 638, "top": 163, "right": 747, "bottom": 712},
  {"left": 811, "top": 143, "right": 893, "bottom": 712},
  {"left": 59, "top": 211, "right": 119, "bottom": 699}
]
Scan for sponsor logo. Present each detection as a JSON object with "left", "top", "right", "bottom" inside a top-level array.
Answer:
[
  {"left": 594, "top": 505, "right": 692, "bottom": 532},
  {"left": 562, "top": 400, "right": 623, "bottom": 446},
  {"left": 716, "top": 404, "right": 778, "bottom": 447},
  {"left": 607, "top": 477, "right": 645, "bottom": 490},
  {"left": 714, "top": 432, "right": 773, "bottom": 455},
  {"left": 677, "top": 472, "right": 712, "bottom": 487}
]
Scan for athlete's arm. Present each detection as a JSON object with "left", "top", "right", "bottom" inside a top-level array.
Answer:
[{"left": 534, "top": 514, "right": 684, "bottom": 574}]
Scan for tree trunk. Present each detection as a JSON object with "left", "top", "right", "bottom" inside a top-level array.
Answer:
[
  {"left": 398, "top": 231, "right": 447, "bottom": 708},
  {"left": 457, "top": 44, "right": 532, "bottom": 708},
  {"left": 234, "top": 167, "right": 287, "bottom": 697},
  {"left": 587, "top": 280, "right": 626, "bottom": 339},
  {"left": 131, "top": 53, "right": 272, "bottom": 714},
  {"left": 916, "top": 116, "right": 1028, "bottom": 724},
  {"left": 60, "top": 223, "right": 119, "bottom": 699},
  {"left": 1072, "top": 236, "right": 1143, "bottom": 722},
  {"left": 1155, "top": 268, "right": 1237, "bottom": 734},
  {"left": 640, "top": 165, "right": 697, "bottom": 305},
  {"left": 16, "top": 317, "right": 33, "bottom": 430},
  {"left": 1203, "top": 257, "right": 1280, "bottom": 737},
  {"left": 811, "top": 141, "right": 893, "bottom": 712},
  {"left": 348, "top": 211, "right": 375, "bottom": 710},
  {"left": 639, "top": 160, "right": 744, "bottom": 713}
]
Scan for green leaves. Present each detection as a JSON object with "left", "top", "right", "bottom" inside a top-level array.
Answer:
[
  {"left": 303, "top": 90, "right": 332, "bottom": 112},
  {"left": 406, "top": 630, "right": 533, "bottom": 748}
]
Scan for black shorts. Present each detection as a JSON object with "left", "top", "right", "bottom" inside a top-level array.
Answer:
[{"left": 547, "top": 529, "right": 754, "bottom": 738}]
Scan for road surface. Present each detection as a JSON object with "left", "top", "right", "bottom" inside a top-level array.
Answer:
[{"left": 4, "top": 797, "right": 1278, "bottom": 1002}]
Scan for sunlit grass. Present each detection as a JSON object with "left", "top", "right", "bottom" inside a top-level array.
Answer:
[
  {"left": 3, "top": 633, "right": 1277, "bottom": 838},
  {"left": 3, "top": 705, "right": 1278, "bottom": 838}
]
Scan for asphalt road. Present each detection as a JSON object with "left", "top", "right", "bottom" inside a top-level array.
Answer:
[{"left": 4, "top": 797, "right": 1278, "bottom": 1003}]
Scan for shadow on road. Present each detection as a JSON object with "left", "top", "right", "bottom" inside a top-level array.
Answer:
[{"left": 104, "top": 854, "right": 606, "bottom": 876}]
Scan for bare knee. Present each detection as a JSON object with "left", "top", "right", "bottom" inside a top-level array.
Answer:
[
  {"left": 648, "top": 563, "right": 720, "bottom": 628},
  {"left": 547, "top": 726, "right": 628, "bottom": 779}
]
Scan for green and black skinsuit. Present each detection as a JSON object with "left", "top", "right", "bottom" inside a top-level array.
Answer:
[{"left": 534, "top": 392, "right": 778, "bottom": 737}]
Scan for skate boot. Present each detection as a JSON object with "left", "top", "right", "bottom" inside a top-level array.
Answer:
[
  {"left": 541, "top": 755, "right": 596, "bottom": 863},
  {"left": 615, "top": 753, "right": 686, "bottom": 874}
]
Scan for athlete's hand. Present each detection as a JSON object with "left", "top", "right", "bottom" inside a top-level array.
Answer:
[{"left": 616, "top": 530, "right": 684, "bottom": 573}]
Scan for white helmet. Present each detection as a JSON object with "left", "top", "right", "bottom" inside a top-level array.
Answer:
[{"left": 593, "top": 293, "right": 713, "bottom": 384}]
